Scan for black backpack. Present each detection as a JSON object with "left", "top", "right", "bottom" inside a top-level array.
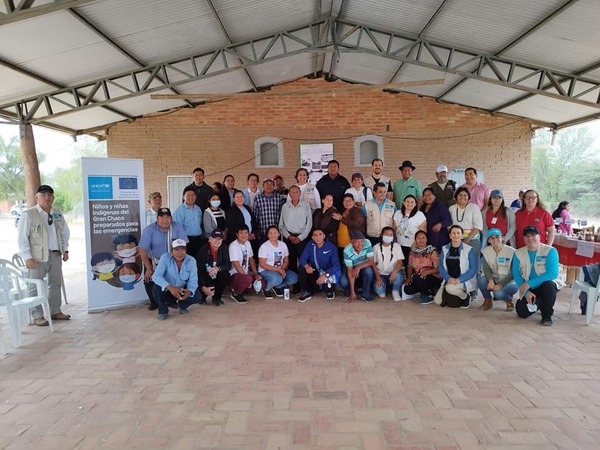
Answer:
[{"left": 440, "top": 287, "right": 463, "bottom": 308}]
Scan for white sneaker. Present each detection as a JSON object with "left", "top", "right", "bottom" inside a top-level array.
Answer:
[
  {"left": 377, "top": 292, "right": 386, "bottom": 298},
  {"left": 392, "top": 290, "right": 401, "bottom": 301}
]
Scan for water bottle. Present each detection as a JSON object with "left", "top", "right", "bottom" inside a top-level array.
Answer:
[
  {"left": 283, "top": 288, "right": 290, "bottom": 300},
  {"left": 211, "top": 262, "right": 217, "bottom": 279},
  {"left": 206, "top": 263, "right": 217, "bottom": 280}
]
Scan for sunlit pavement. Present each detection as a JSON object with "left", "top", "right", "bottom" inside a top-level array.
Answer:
[{"left": 1, "top": 217, "right": 600, "bottom": 449}]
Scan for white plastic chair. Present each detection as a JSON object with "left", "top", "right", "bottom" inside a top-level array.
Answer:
[
  {"left": 569, "top": 269, "right": 600, "bottom": 325},
  {"left": 0, "top": 267, "right": 54, "bottom": 348}
]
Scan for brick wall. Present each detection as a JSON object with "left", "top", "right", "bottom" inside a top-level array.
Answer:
[{"left": 107, "top": 77, "right": 532, "bottom": 205}]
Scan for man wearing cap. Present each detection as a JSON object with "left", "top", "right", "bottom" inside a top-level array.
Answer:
[
  {"left": 339, "top": 230, "right": 376, "bottom": 303},
  {"left": 145, "top": 191, "right": 162, "bottom": 227},
  {"left": 139, "top": 207, "right": 188, "bottom": 310},
  {"left": 345, "top": 172, "right": 373, "bottom": 208},
  {"left": 17, "top": 185, "right": 71, "bottom": 326},
  {"left": 316, "top": 159, "right": 351, "bottom": 212},
  {"left": 363, "top": 182, "right": 396, "bottom": 245},
  {"left": 511, "top": 226, "right": 562, "bottom": 326},
  {"left": 364, "top": 158, "right": 393, "bottom": 199},
  {"left": 460, "top": 167, "right": 491, "bottom": 211},
  {"left": 392, "top": 160, "right": 423, "bottom": 209},
  {"left": 273, "top": 175, "right": 288, "bottom": 196},
  {"left": 428, "top": 165, "right": 456, "bottom": 208},
  {"left": 184, "top": 167, "right": 214, "bottom": 211},
  {"left": 254, "top": 177, "right": 286, "bottom": 243},
  {"left": 152, "top": 239, "right": 203, "bottom": 320},
  {"left": 478, "top": 228, "right": 518, "bottom": 311},
  {"left": 196, "top": 229, "right": 231, "bottom": 306},
  {"left": 173, "top": 186, "right": 204, "bottom": 257}
]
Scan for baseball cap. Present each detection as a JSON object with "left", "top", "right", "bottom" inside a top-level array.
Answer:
[
  {"left": 157, "top": 207, "right": 172, "bottom": 217},
  {"left": 522, "top": 225, "right": 540, "bottom": 236},
  {"left": 436, "top": 165, "right": 448, "bottom": 173},
  {"left": 486, "top": 228, "right": 502, "bottom": 240},
  {"left": 148, "top": 191, "right": 161, "bottom": 200},
  {"left": 36, "top": 185, "right": 54, "bottom": 194},
  {"left": 210, "top": 229, "right": 224, "bottom": 239},
  {"left": 490, "top": 189, "right": 503, "bottom": 198},
  {"left": 172, "top": 238, "right": 187, "bottom": 249},
  {"left": 263, "top": 177, "right": 274, "bottom": 184},
  {"left": 349, "top": 229, "right": 365, "bottom": 240}
]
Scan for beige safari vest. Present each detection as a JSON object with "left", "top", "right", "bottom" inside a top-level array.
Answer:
[
  {"left": 515, "top": 244, "right": 563, "bottom": 289},
  {"left": 482, "top": 244, "right": 515, "bottom": 280},
  {"left": 364, "top": 199, "right": 395, "bottom": 237},
  {"left": 26, "top": 206, "right": 66, "bottom": 262}
]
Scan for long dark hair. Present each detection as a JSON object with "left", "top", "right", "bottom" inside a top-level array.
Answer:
[
  {"left": 401, "top": 194, "right": 419, "bottom": 218},
  {"left": 552, "top": 201, "right": 569, "bottom": 219},
  {"left": 487, "top": 195, "right": 507, "bottom": 221}
]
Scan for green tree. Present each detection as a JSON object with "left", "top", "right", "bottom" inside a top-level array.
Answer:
[
  {"left": 531, "top": 125, "right": 599, "bottom": 217},
  {"left": 0, "top": 135, "right": 25, "bottom": 201},
  {"left": 49, "top": 136, "right": 107, "bottom": 214}
]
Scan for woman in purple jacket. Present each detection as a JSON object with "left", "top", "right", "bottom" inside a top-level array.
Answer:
[{"left": 420, "top": 187, "right": 452, "bottom": 251}]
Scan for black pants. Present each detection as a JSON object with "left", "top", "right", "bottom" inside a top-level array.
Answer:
[
  {"left": 298, "top": 265, "right": 335, "bottom": 293},
  {"left": 283, "top": 236, "right": 306, "bottom": 272},
  {"left": 187, "top": 236, "right": 206, "bottom": 262},
  {"left": 403, "top": 273, "right": 442, "bottom": 296},
  {"left": 201, "top": 270, "right": 230, "bottom": 301},
  {"left": 515, "top": 281, "right": 558, "bottom": 321},
  {"left": 144, "top": 280, "right": 157, "bottom": 307}
]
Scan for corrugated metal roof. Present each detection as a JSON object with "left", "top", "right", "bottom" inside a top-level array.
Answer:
[{"left": 1, "top": 0, "right": 600, "bottom": 134}]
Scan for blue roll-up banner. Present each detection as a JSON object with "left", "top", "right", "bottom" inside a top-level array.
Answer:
[{"left": 82, "top": 158, "right": 147, "bottom": 312}]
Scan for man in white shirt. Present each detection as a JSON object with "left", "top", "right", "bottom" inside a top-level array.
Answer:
[{"left": 17, "top": 185, "right": 71, "bottom": 326}]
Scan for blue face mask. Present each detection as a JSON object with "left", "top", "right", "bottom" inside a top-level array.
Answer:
[
  {"left": 119, "top": 274, "right": 136, "bottom": 283},
  {"left": 382, "top": 235, "right": 394, "bottom": 244},
  {"left": 210, "top": 200, "right": 221, "bottom": 208}
]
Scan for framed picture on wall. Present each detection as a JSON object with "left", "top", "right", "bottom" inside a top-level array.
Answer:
[{"left": 299, "top": 143, "right": 334, "bottom": 184}]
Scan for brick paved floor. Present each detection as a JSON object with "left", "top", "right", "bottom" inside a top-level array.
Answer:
[{"left": 1, "top": 275, "right": 600, "bottom": 449}]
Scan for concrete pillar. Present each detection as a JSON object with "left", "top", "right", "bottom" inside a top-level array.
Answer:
[{"left": 19, "top": 123, "right": 41, "bottom": 207}]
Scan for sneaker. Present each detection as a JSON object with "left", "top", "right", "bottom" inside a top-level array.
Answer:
[
  {"left": 179, "top": 308, "right": 189, "bottom": 315},
  {"left": 298, "top": 292, "right": 312, "bottom": 302},
  {"left": 377, "top": 292, "right": 386, "bottom": 298},
  {"left": 460, "top": 297, "right": 470, "bottom": 309},
  {"left": 157, "top": 313, "right": 168, "bottom": 321},
  {"left": 273, "top": 287, "right": 284, "bottom": 297},
  {"left": 541, "top": 318, "right": 553, "bottom": 326},
  {"left": 469, "top": 291, "right": 478, "bottom": 301},
  {"left": 391, "top": 290, "right": 401, "bottom": 302},
  {"left": 420, "top": 295, "right": 434, "bottom": 305},
  {"left": 325, "top": 290, "right": 335, "bottom": 300},
  {"left": 262, "top": 289, "right": 274, "bottom": 300},
  {"left": 361, "top": 296, "right": 373, "bottom": 303},
  {"left": 231, "top": 293, "right": 247, "bottom": 303},
  {"left": 147, "top": 303, "right": 158, "bottom": 311}
]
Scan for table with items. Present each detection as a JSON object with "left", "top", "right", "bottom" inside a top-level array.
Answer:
[{"left": 553, "top": 235, "right": 600, "bottom": 285}]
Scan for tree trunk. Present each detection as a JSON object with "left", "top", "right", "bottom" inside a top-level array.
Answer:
[{"left": 19, "top": 124, "right": 41, "bottom": 207}]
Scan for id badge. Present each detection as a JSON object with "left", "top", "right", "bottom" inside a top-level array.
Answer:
[{"left": 491, "top": 217, "right": 498, "bottom": 224}]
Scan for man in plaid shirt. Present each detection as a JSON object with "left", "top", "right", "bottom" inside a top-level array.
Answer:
[{"left": 254, "top": 177, "right": 286, "bottom": 243}]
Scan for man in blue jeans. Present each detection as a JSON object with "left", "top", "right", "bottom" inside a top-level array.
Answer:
[
  {"left": 340, "top": 230, "right": 375, "bottom": 303},
  {"left": 152, "top": 238, "right": 204, "bottom": 320}
]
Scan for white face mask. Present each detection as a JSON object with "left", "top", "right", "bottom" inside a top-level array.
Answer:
[
  {"left": 119, "top": 274, "right": 136, "bottom": 283},
  {"left": 210, "top": 200, "right": 221, "bottom": 208},
  {"left": 382, "top": 235, "right": 394, "bottom": 244},
  {"left": 97, "top": 262, "right": 115, "bottom": 273},
  {"left": 117, "top": 248, "right": 136, "bottom": 258}
]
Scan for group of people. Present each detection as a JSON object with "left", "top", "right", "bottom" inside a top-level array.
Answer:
[{"left": 140, "top": 160, "right": 563, "bottom": 326}]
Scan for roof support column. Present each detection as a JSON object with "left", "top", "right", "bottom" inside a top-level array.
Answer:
[{"left": 19, "top": 123, "right": 41, "bottom": 207}]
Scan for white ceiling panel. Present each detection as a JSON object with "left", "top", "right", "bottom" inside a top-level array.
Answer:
[
  {"left": 76, "top": 0, "right": 228, "bottom": 65},
  {"left": 443, "top": 79, "right": 538, "bottom": 111},
  {"left": 500, "top": 95, "right": 600, "bottom": 125},
  {"left": 246, "top": 54, "right": 315, "bottom": 87},
  {"left": 44, "top": 107, "right": 127, "bottom": 132},
  {"left": 0, "top": 66, "right": 53, "bottom": 104},
  {"left": 390, "top": 66, "right": 465, "bottom": 98},
  {"left": 333, "top": 53, "right": 405, "bottom": 85},
  {"left": 174, "top": 71, "right": 256, "bottom": 96},
  {"left": 105, "top": 95, "right": 187, "bottom": 120}
]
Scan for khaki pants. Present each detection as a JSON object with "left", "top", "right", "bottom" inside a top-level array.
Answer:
[{"left": 28, "top": 251, "right": 63, "bottom": 318}]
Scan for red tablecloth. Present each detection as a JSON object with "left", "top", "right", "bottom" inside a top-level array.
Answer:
[{"left": 553, "top": 235, "right": 600, "bottom": 267}]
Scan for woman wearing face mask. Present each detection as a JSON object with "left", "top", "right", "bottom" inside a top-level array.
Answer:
[
  {"left": 291, "top": 167, "right": 321, "bottom": 212},
  {"left": 372, "top": 226, "right": 404, "bottom": 301},
  {"left": 204, "top": 193, "right": 227, "bottom": 240}
]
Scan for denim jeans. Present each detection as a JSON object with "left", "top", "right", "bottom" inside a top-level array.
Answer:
[
  {"left": 373, "top": 272, "right": 404, "bottom": 296},
  {"left": 152, "top": 284, "right": 203, "bottom": 315},
  {"left": 260, "top": 269, "right": 299, "bottom": 291},
  {"left": 477, "top": 275, "right": 518, "bottom": 300},
  {"left": 340, "top": 266, "right": 374, "bottom": 300}
]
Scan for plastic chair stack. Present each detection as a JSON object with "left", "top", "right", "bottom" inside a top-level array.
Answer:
[
  {"left": 569, "top": 269, "right": 600, "bottom": 325},
  {"left": 0, "top": 266, "right": 54, "bottom": 348}
]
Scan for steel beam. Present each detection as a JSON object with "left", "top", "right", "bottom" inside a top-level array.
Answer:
[
  {"left": 0, "top": 0, "right": 97, "bottom": 25},
  {"left": 436, "top": 0, "right": 581, "bottom": 101},
  {"left": 333, "top": 20, "right": 600, "bottom": 110},
  {"left": 0, "top": 21, "right": 330, "bottom": 124}
]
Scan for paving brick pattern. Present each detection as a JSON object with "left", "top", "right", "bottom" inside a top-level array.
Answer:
[{"left": 1, "top": 286, "right": 600, "bottom": 449}]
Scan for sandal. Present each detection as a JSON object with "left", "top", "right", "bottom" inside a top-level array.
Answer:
[
  {"left": 34, "top": 317, "right": 49, "bottom": 327},
  {"left": 51, "top": 312, "right": 71, "bottom": 320},
  {"left": 505, "top": 300, "right": 514, "bottom": 311}
]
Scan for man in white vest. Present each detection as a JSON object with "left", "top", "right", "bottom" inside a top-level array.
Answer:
[
  {"left": 17, "top": 185, "right": 70, "bottom": 326},
  {"left": 362, "top": 182, "right": 396, "bottom": 246},
  {"left": 511, "top": 225, "right": 562, "bottom": 326}
]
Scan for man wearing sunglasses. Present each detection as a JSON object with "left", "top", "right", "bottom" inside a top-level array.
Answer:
[{"left": 17, "top": 185, "right": 71, "bottom": 326}]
